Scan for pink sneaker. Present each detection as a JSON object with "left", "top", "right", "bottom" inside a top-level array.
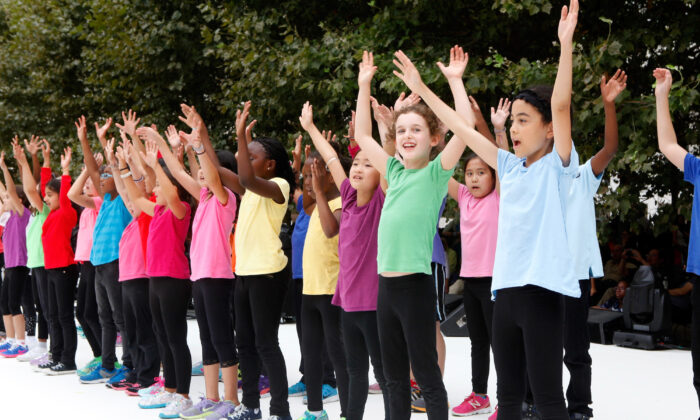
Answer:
[
  {"left": 451, "top": 392, "right": 492, "bottom": 416},
  {"left": 488, "top": 406, "right": 498, "bottom": 419},
  {"left": 368, "top": 383, "right": 383, "bottom": 394}
]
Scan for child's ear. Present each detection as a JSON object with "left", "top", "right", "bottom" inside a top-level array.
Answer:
[
  {"left": 545, "top": 121, "right": 554, "bottom": 141},
  {"left": 267, "top": 159, "right": 276, "bottom": 174}
]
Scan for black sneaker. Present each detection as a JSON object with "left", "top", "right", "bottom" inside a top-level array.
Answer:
[
  {"left": 46, "top": 362, "right": 77, "bottom": 375},
  {"left": 34, "top": 360, "right": 57, "bottom": 372},
  {"left": 522, "top": 402, "right": 542, "bottom": 420}
]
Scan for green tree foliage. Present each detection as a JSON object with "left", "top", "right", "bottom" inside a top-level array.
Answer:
[{"left": 0, "top": 0, "right": 697, "bottom": 239}]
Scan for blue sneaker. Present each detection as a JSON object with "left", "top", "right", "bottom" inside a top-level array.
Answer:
[
  {"left": 1, "top": 344, "right": 29, "bottom": 358},
  {"left": 192, "top": 361, "right": 204, "bottom": 376},
  {"left": 226, "top": 404, "right": 261, "bottom": 420},
  {"left": 0, "top": 340, "right": 13, "bottom": 353},
  {"left": 106, "top": 366, "right": 131, "bottom": 384},
  {"left": 288, "top": 381, "right": 307, "bottom": 397},
  {"left": 79, "top": 365, "right": 119, "bottom": 384},
  {"left": 302, "top": 384, "right": 339, "bottom": 404},
  {"left": 296, "top": 411, "right": 328, "bottom": 420}
]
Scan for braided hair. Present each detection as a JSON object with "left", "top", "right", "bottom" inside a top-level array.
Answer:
[{"left": 252, "top": 137, "right": 297, "bottom": 200}]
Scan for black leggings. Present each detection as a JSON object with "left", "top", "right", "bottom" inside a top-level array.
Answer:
[
  {"left": 122, "top": 278, "right": 160, "bottom": 385},
  {"left": 235, "top": 270, "right": 289, "bottom": 417},
  {"left": 95, "top": 260, "right": 131, "bottom": 370},
  {"left": 564, "top": 280, "right": 593, "bottom": 417},
  {"left": 377, "top": 273, "right": 448, "bottom": 420},
  {"left": 492, "top": 285, "right": 567, "bottom": 420},
  {"left": 22, "top": 269, "right": 37, "bottom": 337},
  {"left": 46, "top": 265, "right": 79, "bottom": 366},
  {"left": 301, "top": 294, "right": 348, "bottom": 415},
  {"left": 31, "top": 267, "right": 49, "bottom": 340},
  {"left": 342, "top": 310, "right": 388, "bottom": 420},
  {"left": 1, "top": 266, "right": 29, "bottom": 315},
  {"left": 193, "top": 278, "right": 238, "bottom": 367},
  {"left": 690, "top": 275, "right": 700, "bottom": 416},
  {"left": 462, "top": 277, "right": 494, "bottom": 395},
  {"left": 150, "top": 277, "right": 192, "bottom": 394},
  {"left": 76, "top": 261, "right": 102, "bottom": 357}
]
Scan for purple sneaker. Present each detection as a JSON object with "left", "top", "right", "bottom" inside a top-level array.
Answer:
[
  {"left": 204, "top": 401, "right": 238, "bottom": 420},
  {"left": 31, "top": 353, "right": 50, "bottom": 369}
]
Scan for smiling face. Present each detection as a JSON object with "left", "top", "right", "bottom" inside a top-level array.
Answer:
[
  {"left": 509, "top": 99, "right": 554, "bottom": 162},
  {"left": 83, "top": 177, "right": 97, "bottom": 197},
  {"left": 464, "top": 156, "right": 495, "bottom": 198},
  {"left": 44, "top": 187, "right": 60, "bottom": 211},
  {"left": 99, "top": 171, "right": 116, "bottom": 195},
  {"left": 152, "top": 181, "right": 167, "bottom": 206},
  {"left": 349, "top": 150, "right": 380, "bottom": 192},
  {"left": 395, "top": 112, "right": 439, "bottom": 167}
]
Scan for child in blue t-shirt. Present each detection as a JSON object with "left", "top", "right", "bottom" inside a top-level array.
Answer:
[{"left": 654, "top": 66, "right": 700, "bottom": 417}]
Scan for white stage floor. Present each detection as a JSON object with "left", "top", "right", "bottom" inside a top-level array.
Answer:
[{"left": 0, "top": 320, "right": 696, "bottom": 419}]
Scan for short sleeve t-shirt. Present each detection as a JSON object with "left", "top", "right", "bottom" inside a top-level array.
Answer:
[
  {"left": 684, "top": 153, "right": 700, "bottom": 277},
  {"left": 119, "top": 218, "right": 146, "bottom": 281},
  {"left": 566, "top": 159, "right": 604, "bottom": 280},
  {"left": 291, "top": 196, "right": 311, "bottom": 280},
  {"left": 332, "top": 180, "right": 385, "bottom": 311},
  {"left": 235, "top": 178, "right": 290, "bottom": 276},
  {"left": 458, "top": 185, "right": 499, "bottom": 278},
  {"left": 146, "top": 203, "right": 191, "bottom": 279},
  {"left": 74, "top": 197, "right": 103, "bottom": 262},
  {"left": 493, "top": 144, "right": 580, "bottom": 298},
  {"left": 190, "top": 187, "right": 237, "bottom": 281},
  {"left": 26, "top": 206, "right": 50, "bottom": 269},
  {"left": 3, "top": 208, "right": 30, "bottom": 268},
  {"left": 431, "top": 198, "right": 447, "bottom": 266},
  {"left": 378, "top": 154, "right": 454, "bottom": 274},
  {"left": 91, "top": 194, "right": 132, "bottom": 266},
  {"left": 303, "top": 196, "right": 342, "bottom": 295}
]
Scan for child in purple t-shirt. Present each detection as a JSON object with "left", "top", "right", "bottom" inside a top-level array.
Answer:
[{"left": 300, "top": 101, "right": 389, "bottom": 420}]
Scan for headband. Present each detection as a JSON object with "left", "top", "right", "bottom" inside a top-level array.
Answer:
[{"left": 514, "top": 89, "right": 552, "bottom": 122}]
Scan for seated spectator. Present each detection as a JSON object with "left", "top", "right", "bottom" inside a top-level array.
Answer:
[
  {"left": 668, "top": 274, "right": 693, "bottom": 325},
  {"left": 592, "top": 244, "right": 635, "bottom": 304},
  {"left": 595, "top": 280, "right": 629, "bottom": 312}
]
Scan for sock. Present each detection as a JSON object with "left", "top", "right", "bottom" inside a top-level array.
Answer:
[
  {"left": 18, "top": 340, "right": 25, "bottom": 346},
  {"left": 38, "top": 341, "right": 47, "bottom": 350},
  {"left": 310, "top": 411, "right": 323, "bottom": 417}
]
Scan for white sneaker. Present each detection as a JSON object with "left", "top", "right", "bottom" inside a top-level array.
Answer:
[
  {"left": 17, "top": 347, "right": 45, "bottom": 362},
  {"left": 160, "top": 394, "right": 192, "bottom": 418},
  {"left": 138, "top": 390, "right": 177, "bottom": 409}
]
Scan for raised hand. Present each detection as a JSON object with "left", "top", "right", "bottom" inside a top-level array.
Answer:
[
  {"left": 304, "top": 144, "right": 311, "bottom": 162},
  {"left": 490, "top": 98, "right": 512, "bottom": 130},
  {"left": 95, "top": 117, "right": 113, "bottom": 141},
  {"left": 393, "top": 50, "right": 424, "bottom": 93},
  {"left": 135, "top": 126, "right": 162, "bottom": 145},
  {"left": 139, "top": 139, "right": 159, "bottom": 169},
  {"left": 358, "top": 50, "right": 377, "bottom": 87},
  {"left": 104, "top": 138, "right": 116, "bottom": 165},
  {"left": 178, "top": 103, "right": 204, "bottom": 130},
  {"left": 468, "top": 96, "right": 484, "bottom": 118},
  {"left": 115, "top": 146, "right": 127, "bottom": 167},
  {"left": 235, "top": 101, "right": 256, "bottom": 144},
  {"left": 653, "top": 68, "right": 673, "bottom": 98},
  {"left": 557, "top": 0, "right": 579, "bottom": 45},
  {"left": 75, "top": 116, "right": 88, "bottom": 143},
  {"left": 0, "top": 151, "right": 6, "bottom": 169},
  {"left": 292, "top": 135, "right": 302, "bottom": 163},
  {"left": 24, "top": 135, "right": 40, "bottom": 155},
  {"left": 601, "top": 69, "right": 627, "bottom": 104},
  {"left": 40, "top": 139, "right": 51, "bottom": 163},
  {"left": 299, "top": 101, "right": 314, "bottom": 131},
  {"left": 345, "top": 111, "right": 356, "bottom": 140},
  {"left": 310, "top": 158, "right": 325, "bottom": 195},
  {"left": 437, "top": 45, "right": 469, "bottom": 81},
  {"left": 60, "top": 147, "right": 72, "bottom": 171},
  {"left": 394, "top": 92, "right": 420, "bottom": 112},
  {"left": 165, "top": 125, "right": 181, "bottom": 148},
  {"left": 321, "top": 130, "right": 337, "bottom": 144},
  {"left": 115, "top": 109, "right": 141, "bottom": 137},
  {"left": 94, "top": 152, "right": 104, "bottom": 168},
  {"left": 370, "top": 97, "right": 394, "bottom": 128},
  {"left": 12, "top": 138, "right": 27, "bottom": 165}
]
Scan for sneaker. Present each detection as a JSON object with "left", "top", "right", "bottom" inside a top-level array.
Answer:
[
  {"left": 411, "top": 396, "right": 426, "bottom": 413},
  {"left": 570, "top": 413, "right": 592, "bottom": 420},
  {"left": 302, "top": 384, "right": 339, "bottom": 404},
  {"left": 17, "top": 346, "right": 45, "bottom": 362},
  {"left": 139, "top": 391, "right": 177, "bottom": 409},
  {"left": 192, "top": 360, "right": 204, "bottom": 376},
  {"left": 179, "top": 396, "right": 219, "bottom": 419},
  {"left": 409, "top": 382, "right": 422, "bottom": 412},
  {"left": 77, "top": 356, "right": 102, "bottom": 376},
  {"left": 35, "top": 359, "right": 57, "bottom": 372},
  {"left": 116, "top": 333, "right": 123, "bottom": 347},
  {"left": 452, "top": 393, "right": 492, "bottom": 416},
  {"left": 296, "top": 411, "right": 328, "bottom": 420},
  {"left": 137, "top": 377, "right": 165, "bottom": 397},
  {"left": 368, "top": 383, "right": 382, "bottom": 394},
  {"left": 204, "top": 400, "right": 238, "bottom": 420},
  {"left": 30, "top": 351, "right": 49, "bottom": 367},
  {"left": 46, "top": 362, "right": 77, "bottom": 375},
  {"left": 106, "top": 379, "right": 134, "bottom": 390},
  {"left": 106, "top": 366, "right": 131, "bottom": 384},
  {"left": 124, "top": 383, "right": 146, "bottom": 396},
  {"left": 259, "top": 375, "right": 271, "bottom": 398},
  {"left": 288, "top": 381, "right": 307, "bottom": 397},
  {"left": 0, "top": 340, "right": 12, "bottom": 352},
  {"left": 226, "top": 404, "right": 261, "bottom": 420},
  {"left": 488, "top": 406, "right": 498, "bottom": 420},
  {"left": 1, "top": 344, "right": 28, "bottom": 358},
  {"left": 159, "top": 394, "right": 192, "bottom": 419},
  {"left": 76, "top": 325, "right": 85, "bottom": 338},
  {"left": 79, "top": 365, "right": 119, "bottom": 384},
  {"left": 522, "top": 402, "right": 542, "bottom": 420}
]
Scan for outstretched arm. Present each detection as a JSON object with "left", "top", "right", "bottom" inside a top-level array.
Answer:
[
  {"left": 0, "top": 151, "right": 24, "bottom": 215},
  {"left": 190, "top": 130, "right": 229, "bottom": 205},
  {"left": 551, "top": 0, "right": 579, "bottom": 165},
  {"left": 24, "top": 136, "right": 41, "bottom": 183},
  {"left": 141, "top": 139, "right": 187, "bottom": 219},
  {"left": 310, "top": 159, "right": 341, "bottom": 238},
  {"left": 76, "top": 116, "right": 105, "bottom": 198},
  {"left": 469, "top": 97, "right": 496, "bottom": 143},
  {"left": 299, "top": 102, "right": 347, "bottom": 190},
  {"left": 354, "top": 51, "right": 390, "bottom": 176},
  {"left": 59, "top": 147, "right": 73, "bottom": 210},
  {"left": 156, "top": 125, "right": 201, "bottom": 199},
  {"left": 13, "top": 140, "right": 43, "bottom": 212},
  {"left": 490, "top": 98, "right": 512, "bottom": 151},
  {"left": 591, "top": 70, "right": 627, "bottom": 176},
  {"left": 654, "top": 68, "right": 686, "bottom": 171},
  {"left": 393, "top": 50, "right": 498, "bottom": 169}
]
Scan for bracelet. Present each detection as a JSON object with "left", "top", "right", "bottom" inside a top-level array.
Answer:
[
  {"left": 120, "top": 171, "right": 132, "bottom": 179},
  {"left": 494, "top": 128, "right": 506, "bottom": 134},
  {"left": 132, "top": 175, "right": 144, "bottom": 183},
  {"left": 326, "top": 157, "right": 338, "bottom": 166},
  {"left": 192, "top": 143, "right": 205, "bottom": 154}
]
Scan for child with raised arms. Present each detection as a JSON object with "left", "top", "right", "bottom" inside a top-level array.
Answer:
[{"left": 391, "top": 1, "right": 581, "bottom": 418}]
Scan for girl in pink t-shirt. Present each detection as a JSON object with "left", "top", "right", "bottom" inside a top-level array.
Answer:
[
  {"left": 123, "top": 131, "right": 193, "bottom": 417},
  {"left": 447, "top": 152, "right": 500, "bottom": 416}
]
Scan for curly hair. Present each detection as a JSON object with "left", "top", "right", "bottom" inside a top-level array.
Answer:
[{"left": 253, "top": 137, "right": 297, "bottom": 199}]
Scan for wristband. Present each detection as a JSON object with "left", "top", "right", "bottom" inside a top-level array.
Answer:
[
  {"left": 132, "top": 175, "right": 144, "bottom": 183},
  {"left": 494, "top": 128, "right": 506, "bottom": 134},
  {"left": 120, "top": 171, "right": 132, "bottom": 179},
  {"left": 192, "top": 143, "right": 205, "bottom": 154},
  {"left": 325, "top": 157, "right": 338, "bottom": 167}
]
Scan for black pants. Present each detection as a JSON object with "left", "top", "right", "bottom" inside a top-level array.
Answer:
[
  {"left": 193, "top": 278, "right": 238, "bottom": 367},
  {"left": 123, "top": 278, "right": 160, "bottom": 386},
  {"left": 564, "top": 280, "right": 593, "bottom": 417},
  {"left": 76, "top": 261, "right": 102, "bottom": 357},
  {"left": 95, "top": 260, "right": 131, "bottom": 370},
  {"left": 150, "top": 277, "right": 192, "bottom": 394},
  {"left": 46, "top": 265, "right": 79, "bottom": 366},
  {"left": 22, "top": 268, "right": 37, "bottom": 337},
  {"left": 342, "top": 310, "right": 388, "bottom": 420},
  {"left": 462, "top": 277, "right": 494, "bottom": 395},
  {"left": 492, "top": 286, "right": 567, "bottom": 420},
  {"left": 294, "top": 277, "right": 336, "bottom": 387},
  {"left": 301, "top": 294, "right": 349, "bottom": 415},
  {"left": 235, "top": 270, "right": 289, "bottom": 417},
  {"left": 1, "top": 266, "right": 29, "bottom": 315},
  {"left": 32, "top": 267, "right": 49, "bottom": 340},
  {"left": 691, "top": 278, "right": 700, "bottom": 419},
  {"left": 377, "top": 273, "right": 448, "bottom": 420}
]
